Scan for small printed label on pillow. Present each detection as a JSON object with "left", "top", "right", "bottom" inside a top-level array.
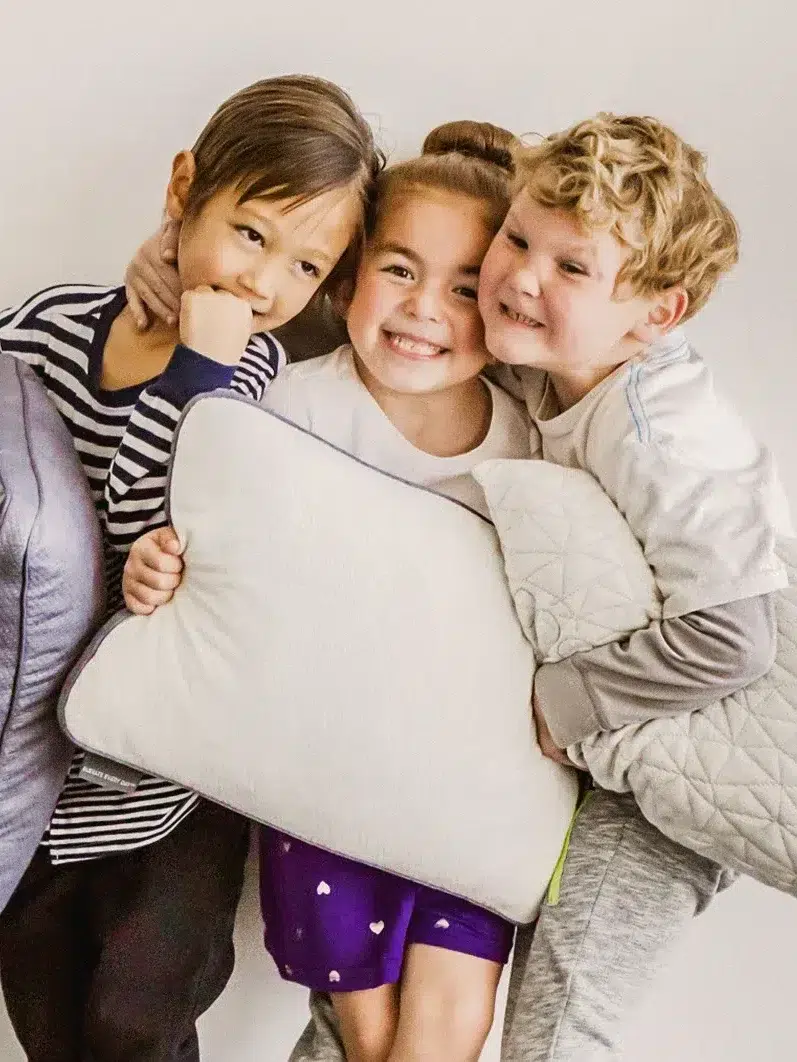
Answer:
[{"left": 78, "top": 753, "right": 144, "bottom": 792}]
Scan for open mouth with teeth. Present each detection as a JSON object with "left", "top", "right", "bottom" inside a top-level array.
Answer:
[
  {"left": 383, "top": 330, "right": 448, "bottom": 359},
  {"left": 500, "top": 304, "right": 544, "bottom": 328}
]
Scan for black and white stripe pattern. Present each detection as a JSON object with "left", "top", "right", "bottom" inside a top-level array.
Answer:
[{"left": 0, "top": 283, "right": 284, "bottom": 862}]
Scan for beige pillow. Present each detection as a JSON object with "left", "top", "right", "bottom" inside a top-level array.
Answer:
[{"left": 60, "top": 394, "right": 579, "bottom": 924}]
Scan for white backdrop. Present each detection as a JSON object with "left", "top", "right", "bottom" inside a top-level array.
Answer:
[{"left": 1, "top": 2, "right": 795, "bottom": 1059}]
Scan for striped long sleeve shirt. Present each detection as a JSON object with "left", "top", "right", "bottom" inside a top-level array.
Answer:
[{"left": 0, "top": 283, "right": 284, "bottom": 863}]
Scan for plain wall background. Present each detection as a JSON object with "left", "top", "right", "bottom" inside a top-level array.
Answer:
[{"left": 1, "top": 2, "right": 794, "bottom": 1059}]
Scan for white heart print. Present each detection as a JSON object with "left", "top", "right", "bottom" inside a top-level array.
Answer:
[
  {"left": 369, "top": 921, "right": 385, "bottom": 935},
  {"left": 435, "top": 918, "right": 450, "bottom": 929},
  {"left": 317, "top": 881, "right": 331, "bottom": 896},
  {"left": 328, "top": 970, "right": 341, "bottom": 983},
  {"left": 282, "top": 840, "right": 291, "bottom": 853}
]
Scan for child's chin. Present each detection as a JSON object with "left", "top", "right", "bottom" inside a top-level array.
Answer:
[{"left": 492, "top": 342, "right": 540, "bottom": 367}]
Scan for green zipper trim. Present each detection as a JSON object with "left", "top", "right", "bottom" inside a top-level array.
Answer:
[{"left": 546, "top": 790, "right": 594, "bottom": 906}]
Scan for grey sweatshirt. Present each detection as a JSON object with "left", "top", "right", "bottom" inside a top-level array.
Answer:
[{"left": 536, "top": 594, "right": 776, "bottom": 749}]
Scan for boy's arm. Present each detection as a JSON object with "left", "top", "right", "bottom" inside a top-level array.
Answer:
[
  {"left": 103, "top": 343, "right": 237, "bottom": 550},
  {"left": 104, "top": 290, "right": 284, "bottom": 552},
  {"left": 535, "top": 593, "right": 776, "bottom": 749},
  {"left": 534, "top": 351, "right": 790, "bottom": 751}
]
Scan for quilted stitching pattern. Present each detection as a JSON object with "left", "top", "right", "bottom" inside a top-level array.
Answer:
[
  {"left": 473, "top": 461, "right": 662, "bottom": 661},
  {"left": 475, "top": 457, "right": 797, "bottom": 896},
  {"left": 578, "top": 540, "right": 797, "bottom": 895}
]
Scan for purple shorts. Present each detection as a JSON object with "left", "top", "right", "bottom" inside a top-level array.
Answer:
[{"left": 259, "top": 827, "right": 515, "bottom": 992}]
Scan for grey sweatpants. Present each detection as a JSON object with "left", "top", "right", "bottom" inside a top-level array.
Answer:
[
  {"left": 287, "top": 788, "right": 734, "bottom": 1061},
  {"left": 501, "top": 788, "right": 734, "bottom": 1060}
]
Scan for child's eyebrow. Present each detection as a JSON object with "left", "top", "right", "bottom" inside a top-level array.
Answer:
[
  {"left": 299, "top": 246, "right": 334, "bottom": 267},
  {"left": 375, "top": 242, "right": 480, "bottom": 276},
  {"left": 375, "top": 241, "right": 422, "bottom": 263},
  {"left": 561, "top": 241, "right": 597, "bottom": 261},
  {"left": 237, "top": 204, "right": 334, "bottom": 266},
  {"left": 238, "top": 203, "right": 275, "bottom": 229}
]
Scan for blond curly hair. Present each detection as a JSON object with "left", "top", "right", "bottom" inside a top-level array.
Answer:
[{"left": 514, "top": 114, "right": 739, "bottom": 320}]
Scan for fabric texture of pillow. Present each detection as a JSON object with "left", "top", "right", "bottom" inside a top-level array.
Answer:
[
  {"left": 59, "top": 393, "right": 578, "bottom": 924},
  {"left": 472, "top": 459, "right": 662, "bottom": 661},
  {"left": 0, "top": 359, "right": 105, "bottom": 910},
  {"left": 474, "top": 457, "right": 797, "bottom": 897}
]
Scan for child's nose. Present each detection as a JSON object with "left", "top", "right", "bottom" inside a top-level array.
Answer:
[
  {"left": 240, "top": 262, "right": 277, "bottom": 308},
  {"left": 512, "top": 264, "right": 541, "bottom": 299},
  {"left": 405, "top": 286, "right": 442, "bottom": 322}
]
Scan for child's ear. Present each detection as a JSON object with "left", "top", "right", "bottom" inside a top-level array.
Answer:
[
  {"left": 164, "top": 151, "right": 197, "bottom": 222},
  {"left": 630, "top": 287, "right": 688, "bottom": 345}
]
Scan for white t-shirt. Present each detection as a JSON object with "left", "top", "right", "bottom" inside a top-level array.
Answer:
[
  {"left": 262, "top": 345, "right": 532, "bottom": 515},
  {"left": 508, "top": 330, "right": 792, "bottom": 619}
]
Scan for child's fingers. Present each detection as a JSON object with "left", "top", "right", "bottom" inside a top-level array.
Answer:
[
  {"left": 126, "top": 288, "right": 150, "bottom": 331},
  {"left": 160, "top": 219, "right": 181, "bottom": 263},
  {"left": 139, "top": 535, "right": 184, "bottom": 574},
  {"left": 154, "top": 548, "right": 183, "bottom": 573},
  {"left": 125, "top": 551, "right": 181, "bottom": 590},
  {"left": 132, "top": 259, "right": 181, "bottom": 324},
  {"left": 123, "top": 575, "right": 175, "bottom": 612},
  {"left": 144, "top": 252, "right": 182, "bottom": 306},
  {"left": 153, "top": 526, "right": 183, "bottom": 557},
  {"left": 125, "top": 593, "right": 155, "bottom": 616},
  {"left": 126, "top": 276, "right": 176, "bottom": 327},
  {"left": 138, "top": 567, "right": 181, "bottom": 592},
  {"left": 122, "top": 571, "right": 155, "bottom": 613},
  {"left": 136, "top": 583, "right": 175, "bottom": 606}
]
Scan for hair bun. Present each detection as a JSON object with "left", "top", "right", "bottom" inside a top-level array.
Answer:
[{"left": 422, "top": 120, "right": 516, "bottom": 174}]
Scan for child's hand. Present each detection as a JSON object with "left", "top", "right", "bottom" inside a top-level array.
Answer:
[
  {"left": 180, "top": 286, "right": 254, "bottom": 366},
  {"left": 123, "top": 527, "right": 184, "bottom": 615},
  {"left": 124, "top": 221, "right": 182, "bottom": 331},
  {"left": 532, "top": 688, "right": 574, "bottom": 767}
]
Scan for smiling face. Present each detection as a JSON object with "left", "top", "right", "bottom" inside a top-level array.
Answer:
[
  {"left": 478, "top": 188, "right": 661, "bottom": 396},
  {"left": 168, "top": 152, "right": 362, "bottom": 334},
  {"left": 345, "top": 187, "right": 495, "bottom": 397}
]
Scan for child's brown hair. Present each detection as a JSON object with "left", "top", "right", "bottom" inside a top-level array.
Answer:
[
  {"left": 515, "top": 113, "right": 739, "bottom": 319},
  {"left": 370, "top": 119, "right": 518, "bottom": 238},
  {"left": 186, "top": 74, "right": 385, "bottom": 294}
]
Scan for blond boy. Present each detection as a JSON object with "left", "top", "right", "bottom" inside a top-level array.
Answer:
[{"left": 476, "top": 114, "right": 791, "bottom": 1061}]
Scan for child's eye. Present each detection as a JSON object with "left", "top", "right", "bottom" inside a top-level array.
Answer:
[
  {"left": 383, "top": 264, "right": 413, "bottom": 280},
  {"left": 507, "top": 231, "right": 528, "bottom": 250},
  {"left": 299, "top": 261, "right": 321, "bottom": 279},
  {"left": 454, "top": 285, "right": 478, "bottom": 300},
  {"left": 560, "top": 260, "right": 588, "bottom": 277},
  {"left": 236, "top": 226, "right": 264, "bottom": 246}
]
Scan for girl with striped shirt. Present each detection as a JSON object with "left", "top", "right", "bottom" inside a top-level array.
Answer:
[{"left": 0, "top": 74, "right": 381, "bottom": 1062}]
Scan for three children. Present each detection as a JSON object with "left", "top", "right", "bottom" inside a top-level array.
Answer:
[{"left": 3, "top": 78, "right": 790, "bottom": 1062}]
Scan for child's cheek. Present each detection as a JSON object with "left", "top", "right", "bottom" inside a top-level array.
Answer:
[
  {"left": 349, "top": 274, "right": 386, "bottom": 331},
  {"left": 204, "top": 243, "right": 238, "bottom": 287}
]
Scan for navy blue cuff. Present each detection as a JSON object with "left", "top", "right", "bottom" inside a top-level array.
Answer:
[{"left": 150, "top": 344, "right": 237, "bottom": 407}]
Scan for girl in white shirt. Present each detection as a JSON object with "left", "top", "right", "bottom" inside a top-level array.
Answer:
[{"left": 124, "top": 121, "right": 533, "bottom": 1062}]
